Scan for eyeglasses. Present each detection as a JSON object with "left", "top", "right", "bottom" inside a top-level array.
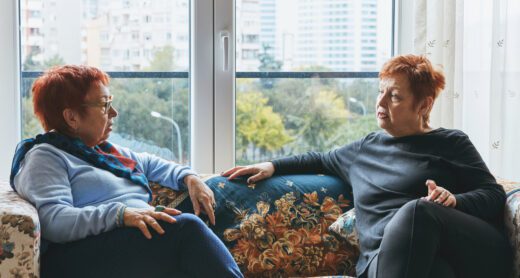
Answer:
[{"left": 82, "top": 95, "right": 114, "bottom": 114}]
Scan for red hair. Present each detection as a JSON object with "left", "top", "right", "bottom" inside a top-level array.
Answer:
[
  {"left": 32, "top": 65, "right": 110, "bottom": 133},
  {"left": 379, "top": 55, "right": 445, "bottom": 124}
]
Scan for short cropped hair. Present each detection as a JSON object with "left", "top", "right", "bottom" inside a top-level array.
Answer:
[
  {"left": 32, "top": 65, "right": 109, "bottom": 133},
  {"left": 379, "top": 55, "right": 445, "bottom": 124}
]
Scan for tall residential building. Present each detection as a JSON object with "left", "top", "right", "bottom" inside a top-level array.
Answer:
[
  {"left": 20, "top": 0, "right": 44, "bottom": 66},
  {"left": 21, "top": 0, "right": 91, "bottom": 68},
  {"left": 41, "top": 0, "right": 82, "bottom": 65},
  {"left": 88, "top": 0, "right": 189, "bottom": 71},
  {"left": 236, "top": 0, "right": 261, "bottom": 71},
  {"left": 259, "top": 0, "right": 276, "bottom": 57},
  {"left": 294, "top": 0, "right": 380, "bottom": 71}
]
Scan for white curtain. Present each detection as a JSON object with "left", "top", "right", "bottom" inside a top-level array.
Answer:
[{"left": 413, "top": 0, "right": 520, "bottom": 181}]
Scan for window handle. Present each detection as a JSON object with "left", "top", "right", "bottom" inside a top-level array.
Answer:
[{"left": 220, "top": 30, "right": 230, "bottom": 71}]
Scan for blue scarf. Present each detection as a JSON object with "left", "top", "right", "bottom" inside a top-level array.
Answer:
[{"left": 10, "top": 132, "right": 152, "bottom": 201}]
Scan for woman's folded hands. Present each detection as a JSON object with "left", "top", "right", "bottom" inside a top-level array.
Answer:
[{"left": 422, "top": 179, "right": 457, "bottom": 208}]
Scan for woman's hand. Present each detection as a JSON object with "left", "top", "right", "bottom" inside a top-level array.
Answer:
[
  {"left": 123, "top": 207, "right": 181, "bottom": 239},
  {"left": 221, "top": 162, "right": 275, "bottom": 184},
  {"left": 423, "top": 179, "right": 457, "bottom": 208},
  {"left": 184, "top": 175, "right": 216, "bottom": 226}
]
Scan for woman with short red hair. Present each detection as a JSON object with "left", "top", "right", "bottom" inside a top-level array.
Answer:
[
  {"left": 10, "top": 65, "right": 243, "bottom": 278},
  {"left": 223, "top": 55, "right": 512, "bottom": 277}
]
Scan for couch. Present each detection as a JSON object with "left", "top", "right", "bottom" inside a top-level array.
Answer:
[{"left": 1, "top": 175, "right": 519, "bottom": 278}]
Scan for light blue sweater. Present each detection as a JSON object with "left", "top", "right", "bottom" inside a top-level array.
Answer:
[{"left": 14, "top": 143, "right": 196, "bottom": 243}]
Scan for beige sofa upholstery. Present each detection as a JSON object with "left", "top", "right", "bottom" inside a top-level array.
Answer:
[{"left": 1, "top": 179, "right": 519, "bottom": 278}]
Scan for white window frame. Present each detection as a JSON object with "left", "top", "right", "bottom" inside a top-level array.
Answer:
[
  {"left": 191, "top": 0, "right": 215, "bottom": 173},
  {"left": 213, "top": 0, "right": 235, "bottom": 173},
  {"left": 0, "top": 1, "right": 21, "bottom": 181}
]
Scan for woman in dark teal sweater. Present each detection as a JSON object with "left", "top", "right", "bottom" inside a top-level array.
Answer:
[{"left": 223, "top": 55, "right": 512, "bottom": 278}]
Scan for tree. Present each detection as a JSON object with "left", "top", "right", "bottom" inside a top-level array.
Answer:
[
  {"left": 145, "top": 45, "right": 175, "bottom": 71},
  {"left": 236, "top": 91, "right": 292, "bottom": 163},
  {"left": 257, "top": 44, "right": 282, "bottom": 89},
  {"left": 23, "top": 52, "right": 40, "bottom": 71},
  {"left": 343, "top": 79, "right": 379, "bottom": 115},
  {"left": 108, "top": 45, "right": 190, "bottom": 159},
  {"left": 328, "top": 115, "right": 379, "bottom": 149},
  {"left": 43, "top": 54, "right": 65, "bottom": 69},
  {"left": 294, "top": 90, "right": 349, "bottom": 151},
  {"left": 21, "top": 97, "right": 43, "bottom": 139}
]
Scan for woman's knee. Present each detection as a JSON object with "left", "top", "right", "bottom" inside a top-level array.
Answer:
[
  {"left": 385, "top": 199, "right": 440, "bottom": 234},
  {"left": 172, "top": 213, "right": 208, "bottom": 233}
]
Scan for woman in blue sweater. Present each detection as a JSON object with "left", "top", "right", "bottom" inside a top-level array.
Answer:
[
  {"left": 11, "top": 65, "right": 243, "bottom": 278},
  {"left": 223, "top": 55, "right": 512, "bottom": 278}
]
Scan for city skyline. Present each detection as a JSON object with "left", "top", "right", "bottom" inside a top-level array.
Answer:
[{"left": 21, "top": 0, "right": 392, "bottom": 72}]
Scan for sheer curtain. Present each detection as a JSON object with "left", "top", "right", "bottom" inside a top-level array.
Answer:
[{"left": 413, "top": 0, "right": 520, "bottom": 181}]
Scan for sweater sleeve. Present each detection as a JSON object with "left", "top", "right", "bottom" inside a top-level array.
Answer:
[
  {"left": 14, "top": 148, "right": 126, "bottom": 243},
  {"left": 271, "top": 137, "right": 364, "bottom": 178},
  {"left": 450, "top": 132, "right": 506, "bottom": 223},
  {"left": 116, "top": 145, "right": 197, "bottom": 191}
]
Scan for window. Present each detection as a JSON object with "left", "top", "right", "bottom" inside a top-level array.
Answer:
[
  {"left": 11, "top": 0, "right": 395, "bottom": 175},
  {"left": 19, "top": 0, "right": 192, "bottom": 165},
  {"left": 233, "top": 0, "right": 393, "bottom": 165}
]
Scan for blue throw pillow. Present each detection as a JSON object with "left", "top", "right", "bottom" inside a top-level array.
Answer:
[{"left": 175, "top": 174, "right": 358, "bottom": 277}]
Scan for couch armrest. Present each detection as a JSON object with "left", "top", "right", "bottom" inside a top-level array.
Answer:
[
  {"left": 0, "top": 181, "right": 40, "bottom": 277},
  {"left": 504, "top": 183, "right": 520, "bottom": 278}
]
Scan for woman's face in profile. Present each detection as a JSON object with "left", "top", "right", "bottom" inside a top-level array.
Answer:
[
  {"left": 75, "top": 82, "right": 118, "bottom": 146},
  {"left": 376, "top": 73, "right": 424, "bottom": 137}
]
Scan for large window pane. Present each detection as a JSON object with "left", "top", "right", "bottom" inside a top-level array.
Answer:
[
  {"left": 235, "top": 77, "right": 379, "bottom": 164},
  {"left": 235, "top": 0, "right": 392, "bottom": 164},
  {"left": 19, "top": 0, "right": 190, "bottom": 163}
]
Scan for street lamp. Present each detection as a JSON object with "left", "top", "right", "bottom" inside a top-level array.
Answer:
[
  {"left": 150, "top": 111, "right": 183, "bottom": 163},
  {"left": 349, "top": 97, "right": 366, "bottom": 116}
]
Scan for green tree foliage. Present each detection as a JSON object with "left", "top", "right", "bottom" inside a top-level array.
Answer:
[
  {"left": 344, "top": 79, "right": 378, "bottom": 115},
  {"left": 108, "top": 45, "right": 190, "bottom": 159},
  {"left": 236, "top": 66, "right": 380, "bottom": 163},
  {"left": 298, "top": 90, "right": 349, "bottom": 151},
  {"left": 236, "top": 91, "right": 292, "bottom": 162},
  {"left": 145, "top": 45, "right": 175, "bottom": 72},
  {"left": 43, "top": 54, "right": 65, "bottom": 69},
  {"left": 257, "top": 44, "right": 282, "bottom": 89},
  {"left": 330, "top": 114, "right": 379, "bottom": 148},
  {"left": 22, "top": 53, "right": 40, "bottom": 71},
  {"left": 21, "top": 96, "right": 43, "bottom": 139}
]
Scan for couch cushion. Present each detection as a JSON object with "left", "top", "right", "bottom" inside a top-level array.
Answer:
[
  {"left": 151, "top": 174, "right": 359, "bottom": 277},
  {"left": 500, "top": 179, "right": 520, "bottom": 278}
]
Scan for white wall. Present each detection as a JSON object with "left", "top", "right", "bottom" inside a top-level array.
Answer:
[{"left": 0, "top": 1, "right": 21, "bottom": 181}]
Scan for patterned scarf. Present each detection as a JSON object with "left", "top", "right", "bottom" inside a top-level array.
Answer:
[{"left": 10, "top": 132, "right": 151, "bottom": 200}]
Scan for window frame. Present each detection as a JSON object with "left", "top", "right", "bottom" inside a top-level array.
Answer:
[{"left": 0, "top": 0, "right": 21, "bottom": 180}]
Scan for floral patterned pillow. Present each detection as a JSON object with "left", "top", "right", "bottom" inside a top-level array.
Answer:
[
  {"left": 328, "top": 208, "right": 359, "bottom": 250},
  {"left": 152, "top": 174, "right": 359, "bottom": 277}
]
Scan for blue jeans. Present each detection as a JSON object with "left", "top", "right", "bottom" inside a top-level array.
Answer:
[{"left": 41, "top": 213, "right": 243, "bottom": 278}]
